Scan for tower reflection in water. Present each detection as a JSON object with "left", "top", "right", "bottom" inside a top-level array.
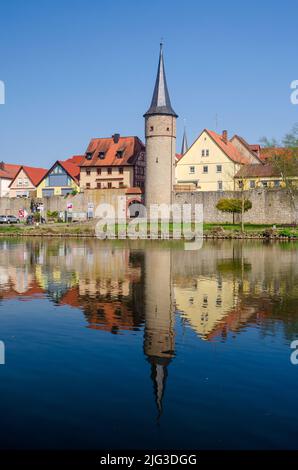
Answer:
[
  {"left": 1, "top": 239, "right": 298, "bottom": 421},
  {"left": 143, "top": 249, "right": 175, "bottom": 419}
]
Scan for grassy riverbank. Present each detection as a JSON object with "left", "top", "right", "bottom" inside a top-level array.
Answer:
[{"left": 0, "top": 221, "right": 298, "bottom": 239}]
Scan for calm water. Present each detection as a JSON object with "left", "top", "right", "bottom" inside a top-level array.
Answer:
[{"left": 0, "top": 238, "right": 298, "bottom": 450}]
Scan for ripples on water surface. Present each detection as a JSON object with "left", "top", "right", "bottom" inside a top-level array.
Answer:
[{"left": 0, "top": 238, "right": 297, "bottom": 449}]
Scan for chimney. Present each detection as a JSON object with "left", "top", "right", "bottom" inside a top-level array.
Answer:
[
  {"left": 222, "top": 130, "right": 228, "bottom": 143},
  {"left": 112, "top": 133, "right": 120, "bottom": 144},
  {"left": 0, "top": 161, "right": 4, "bottom": 170}
]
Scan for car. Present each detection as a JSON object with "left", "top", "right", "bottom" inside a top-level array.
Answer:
[
  {"left": 0, "top": 215, "right": 8, "bottom": 224},
  {"left": 6, "top": 215, "right": 20, "bottom": 224}
]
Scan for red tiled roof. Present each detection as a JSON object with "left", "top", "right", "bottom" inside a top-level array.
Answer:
[
  {"left": 0, "top": 163, "right": 22, "bottom": 179},
  {"left": 249, "top": 144, "right": 261, "bottom": 153},
  {"left": 81, "top": 136, "right": 145, "bottom": 167},
  {"left": 235, "top": 163, "right": 281, "bottom": 178},
  {"left": 59, "top": 160, "right": 81, "bottom": 182},
  {"left": 125, "top": 187, "right": 143, "bottom": 195},
  {"left": 10, "top": 166, "right": 48, "bottom": 187},
  {"left": 66, "top": 155, "right": 85, "bottom": 165},
  {"left": 175, "top": 153, "right": 183, "bottom": 161},
  {"left": 259, "top": 147, "right": 297, "bottom": 162},
  {"left": 206, "top": 130, "right": 251, "bottom": 164}
]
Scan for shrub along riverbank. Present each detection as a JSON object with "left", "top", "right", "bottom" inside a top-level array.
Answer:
[{"left": 0, "top": 222, "right": 297, "bottom": 239}]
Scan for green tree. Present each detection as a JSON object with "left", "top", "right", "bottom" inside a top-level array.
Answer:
[
  {"left": 216, "top": 198, "right": 252, "bottom": 230},
  {"left": 260, "top": 123, "right": 298, "bottom": 223}
]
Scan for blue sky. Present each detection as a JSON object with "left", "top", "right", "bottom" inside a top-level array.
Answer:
[{"left": 0, "top": 0, "right": 298, "bottom": 167}]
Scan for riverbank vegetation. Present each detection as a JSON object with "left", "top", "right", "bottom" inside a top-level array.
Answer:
[{"left": 0, "top": 221, "right": 297, "bottom": 239}]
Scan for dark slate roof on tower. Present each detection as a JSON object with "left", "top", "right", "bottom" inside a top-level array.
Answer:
[
  {"left": 181, "top": 127, "right": 188, "bottom": 154},
  {"left": 144, "top": 43, "right": 178, "bottom": 117}
]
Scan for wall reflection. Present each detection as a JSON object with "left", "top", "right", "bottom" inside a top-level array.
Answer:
[{"left": 1, "top": 239, "right": 298, "bottom": 415}]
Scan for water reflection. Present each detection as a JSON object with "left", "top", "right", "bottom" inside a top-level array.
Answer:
[{"left": 0, "top": 238, "right": 298, "bottom": 418}]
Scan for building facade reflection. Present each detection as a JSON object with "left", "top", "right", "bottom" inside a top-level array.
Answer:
[{"left": 1, "top": 239, "right": 298, "bottom": 415}]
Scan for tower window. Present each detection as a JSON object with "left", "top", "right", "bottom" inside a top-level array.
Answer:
[
  {"left": 166, "top": 127, "right": 170, "bottom": 131},
  {"left": 150, "top": 126, "right": 154, "bottom": 131}
]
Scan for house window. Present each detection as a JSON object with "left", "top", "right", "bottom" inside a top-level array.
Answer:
[
  {"left": 97, "top": 168, "right": 101, "bottom": 175},
  {"left": 17, "top": 178, "right": 23, "bottom": 186},
  {"left": 116, "top": 150, "right": 123, "bottom": 158},
  {"left": 23, "top": 179, "right": 29, "bottom": 186},
  {"left": 86, "top": 183, "right": 90, "bottom": 189},
  {"left": 203, "top": 166, "right": 208, "bottom": 173},
  {"left": 97, "top": 182, "right": 101, "bottom": 189},
  {"left": 238, "top": 180, "right": 243, "bottom": 188},
  {"left": 274, "top": 180, "right": 280, "bottom": 188},
  {"left": 217, "top": 181, "right": 223, "bottom": 191},
  {"left": 250, "top": 180, "right": 256, "bottom": 189},
  {"left": 189, "top": 166, "right": 195, "bottom": 174},
  {"left": 201, "top": 150, "right": 205, "bottom": 157},
  {"left": 108, "top": 182, "right": 112, "bottom": 188},
  {"left": 216, "top": 165, "right": 222, "bottom": 173},
  {"left": 119, "top": 182, "right": 124, "bottom": 188},
  {"left": 108, "top": 168, "right": 112, "bottom": 174},
  {"left": 119, "top": 167, "right": 123, "bottom": 174},
  {"left": 86, "top": 152, "right": 92, "bottom": 160},
  {"left": 86, "top": 170, "right": 91, "bottom": 176},
  {"left": 98, "top": 152, "right": 105, "bottom": 159},
  {"left": 262, "top": 181, "right": 268, "bottom": 188},
  {"left": 48, "top": 169, "right": 69, "bottom": 187},
  {"left": 61, "top": 188, "right": 71, "bottom": 196},
  {"left": 206, "top": 149, "right": 209, "bottom": 156}
]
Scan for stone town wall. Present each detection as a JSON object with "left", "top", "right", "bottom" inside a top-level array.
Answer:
[
  {"left": 174, "top": 189, "right": 298, "bottom": 224},
  {"left": 0, "top": 189, "right": 297, "bottom": 224},
  {"left": 0, "top": 189, "right": 141, "bottom": 219}
]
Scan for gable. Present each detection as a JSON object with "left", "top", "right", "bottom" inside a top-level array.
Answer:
[
  {"left": 177, "top": 130, "right": 234, "bottom": 166},
  {"left": 10, "top": 168, "right": 34, "bottom": 189},
  {"left": 230, "top": 135, "right": 261, "bottom": 164}
]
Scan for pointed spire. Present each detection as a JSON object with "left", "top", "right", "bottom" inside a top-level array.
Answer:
[
  {"left": 150, "top": 361, "right": 169, "bottom": 421},
  {"left": 181, "top": 126, "right": 188, "bottom": 154},
  {"left": 144, "top": 43, "right": 178, "bottom": 117}
]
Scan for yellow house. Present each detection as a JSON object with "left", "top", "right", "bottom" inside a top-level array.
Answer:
[
  {"left": 36, "top": 158, "right": 81, "bottom": 198},
  {"left": 234, "top": 163, "right": 298, "bottom": 189},
  {"left": 176, "top": 129, "right": 260, "bottom": 191}
]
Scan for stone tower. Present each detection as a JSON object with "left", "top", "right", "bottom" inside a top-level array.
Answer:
[{"left": 144, "top": 44, "right": 178, "bottom": 208}]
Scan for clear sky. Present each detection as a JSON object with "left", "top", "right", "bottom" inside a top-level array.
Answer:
[{"left": 0, "top": 0, "right": 298, "bottom": 167}]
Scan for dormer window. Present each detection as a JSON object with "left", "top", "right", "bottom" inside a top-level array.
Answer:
[
  {"left": 116, "top": 150, "right": 123, "bottom": 158},
  {"left": 98, "top": 151, "right": 106, "bottom": 159},
  {"left": 86, "top": 152, "right": 92, "bottom": 160}
]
